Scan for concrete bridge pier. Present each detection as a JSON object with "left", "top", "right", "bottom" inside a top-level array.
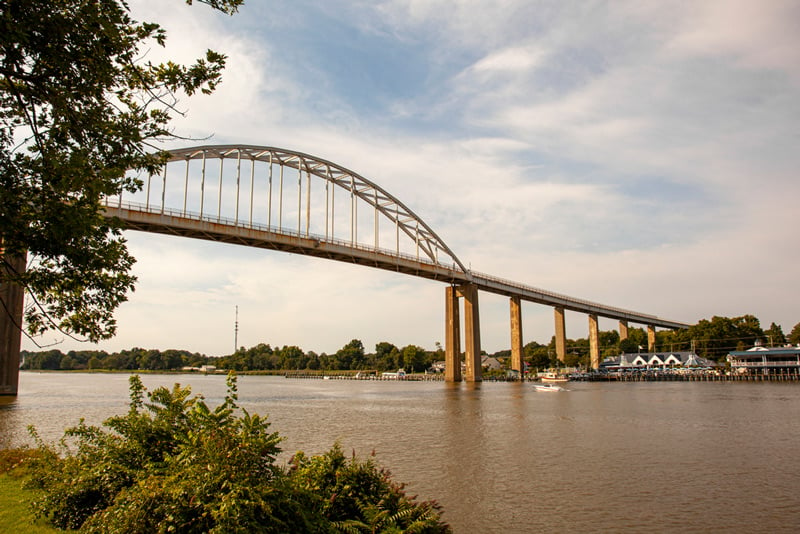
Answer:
[
  {"left": 510, "top": 296, "right": 523, "bottom": 377},
  {"left": 588, "top": 314, "right": 600, "bottom": 370},
  {"left": 1, "top": 250, "right": 26, "bottom": 396},
  {"left": 619, "top": 320, "right": 629, "bottom": 341},
  {"left": 444, "top": 286, "right": 461, "bottom": 382},
  {"left": 647, "top": 325, "right": 656, "bottom": 352},
  {"left": 554, "top": 307, "right": 566, "bottom": 363},
  {"left": 444, "top": 283, "right": 482, "bottom": 382},
  {"left": 461, "top": 283, "right": 482, "bottom": 382}
]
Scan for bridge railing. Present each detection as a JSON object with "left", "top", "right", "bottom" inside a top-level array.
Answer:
[
  {"left": 103, "top": 199, "right": 465, "bottom": 275},
  {"left": 469, "top": 269, "right": 663, "bottom": 322}
]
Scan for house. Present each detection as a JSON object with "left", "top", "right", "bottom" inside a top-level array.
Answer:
[
  {"left": 727, "top": 345, "right": 800, "bottom": 375},
  {"left": 600, "top": 351, "right": 715, "bottom": 372},
  {"left": 481, "top": 356, "right": 503, "bottom": 371}
]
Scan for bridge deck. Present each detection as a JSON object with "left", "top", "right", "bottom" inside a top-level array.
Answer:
[{"left": 103, "top": 203, "right": 689, "bottom": 329}]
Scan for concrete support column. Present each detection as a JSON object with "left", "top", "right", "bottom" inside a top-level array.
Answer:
[
  {"left": 588, "top": 313, "right": 600, "bottom": 370},
  {"left": 1, "top": 250, "right": 26, "bottom": 396},
  {"left": 647, "top": 325, "right": 656, "bottom": 352},
  {"left": 510, "top": 296, "right": 523, "bottom": 378},
  {"left": 444, "top": 285, "right": 461, "bottom": 382},
  {"left": 554, "top": 307, "right": 566, "bottom": 363},
  {"left": 460, "top": 283, "right": 482, "bottom": 382},
  {"left": 619, "top": 320, "right": 629, "bottom": 341}
]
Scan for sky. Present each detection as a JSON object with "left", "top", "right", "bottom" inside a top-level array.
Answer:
[{"left": 23, "top": 0, "right": 800, "bottom": 356}]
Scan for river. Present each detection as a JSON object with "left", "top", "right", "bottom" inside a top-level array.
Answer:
[{"left": 2, "top": 372, "right": 799, "bottom": 532}]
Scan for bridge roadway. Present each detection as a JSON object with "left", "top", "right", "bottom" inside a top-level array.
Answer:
[{"left": 104, "top": 201, "right": 687, "bottom": 330}]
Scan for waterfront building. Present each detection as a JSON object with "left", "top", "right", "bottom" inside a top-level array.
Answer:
[
  {"left": 727, "top": 345, "right": 800, "bottom": 376},
  {"left": 600, "top": 351, "right": 716, "bottom": 372}
]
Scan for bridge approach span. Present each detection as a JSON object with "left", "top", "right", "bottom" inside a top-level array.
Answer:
[
  {"left": 103, "top": 142, "right": 687, "bottom": 330},
  {"left": 103, "top": 201, "right": 687, "bottom": 330}
]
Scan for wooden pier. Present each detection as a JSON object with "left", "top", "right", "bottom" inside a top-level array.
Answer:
[
  {"left": 284, "top": 370, "right": 444, "bottom": 381},
  {"left": 572, "top": 371, "right": 800, "bottom": 382}
]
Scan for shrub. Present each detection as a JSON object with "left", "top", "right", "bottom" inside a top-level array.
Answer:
[
  {"left": 24, "top": 373, "right": 450, "bottom": 533},
  {"left": 289, "top": 445, "right": 450, "bottom": 533}
]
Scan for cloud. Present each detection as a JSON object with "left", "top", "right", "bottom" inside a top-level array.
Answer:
[
  {"left": 666, "top": 0, "right": 800, "bottom": 79},
  {"left": 21, "top": 1, "right": 800, "bottom": 355}
]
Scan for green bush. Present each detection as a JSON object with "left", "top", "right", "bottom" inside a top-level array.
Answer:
[
  {"left": 289, "top": 445, "right": 450, "bottom": 533},
  {"left": 24, "top": 374, "right": 450, "bottom": 533}
]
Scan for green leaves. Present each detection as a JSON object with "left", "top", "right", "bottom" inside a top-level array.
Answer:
[
  {"left": 0, "top": 0, "right": 237, "bottom": 342},
  {"left": 25, "top": 373, "right": 451, "bottom": 533},
  {"left": 289, "top": 444, "right": 451, "bottom": 533}
]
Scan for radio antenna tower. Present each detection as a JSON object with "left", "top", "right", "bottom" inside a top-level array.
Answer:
[{"left": 234, "top": 305, "right": 239, "bottom": 353}]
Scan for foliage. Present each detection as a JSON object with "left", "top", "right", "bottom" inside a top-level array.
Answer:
[
  {"left": 21, "top": 314, "right": 788, "bottom": 374},
  {"left": 26, "top": 373, "right": 285, "bottom": 531},
  {"left": 23, "top": 373, "right": 450, "bottom": 533},
  {"left": 790, "top": 322, "right": 800, "bottom": 346},
  {"left": 0, "top": 447, "right": 43, "bottom": 475},
  {"left": 334, "top": 339, "right": 367, "bottom": 370},
  {"left": 400, "top": 345, "right": 428, "bottom": 373},
  {"left": 524, "top": 341, "right": 553, "bottom": 370},
  {"left": 687, "top": 315, "right": 764, "bottom": 360},
  {"left": 289, "top": 445, "right": 451, "bottom": 534},
  {"left": 765, "top": 322, "right": 786, "bottom": 346},
  {"left": 21, "top": 347, "right": 207, "bottom": 371},
  {"left": 0, "top": 0, "right": 240, "bottom": 342}
]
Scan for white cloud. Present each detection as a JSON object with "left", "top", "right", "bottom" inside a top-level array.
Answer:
[
  {"left": 666, "top": 0, "right": 800, "bottom": 80},
  {"left": 20, "top": 1, "right": 800, "bottom": 356}
]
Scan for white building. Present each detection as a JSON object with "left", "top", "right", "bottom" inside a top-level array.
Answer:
[{"left": 600, "top": 351, "right": 715, "bottom": 371}]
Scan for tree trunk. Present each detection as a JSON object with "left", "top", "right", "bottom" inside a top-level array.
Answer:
[{"left": 1, "top": 246, "right": 26, "bottom": 395}]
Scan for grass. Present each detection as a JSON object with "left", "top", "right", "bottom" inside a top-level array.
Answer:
[{"left": 0, "top": 449, "right": 61, "bottom": 533}]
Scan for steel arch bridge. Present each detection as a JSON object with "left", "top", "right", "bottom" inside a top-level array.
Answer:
[
  {"left": 1, "top": 144, "right": 692, "bottom": 394},
  {"left": 105, "top": 145, "right": 468, "bottom": 282}
]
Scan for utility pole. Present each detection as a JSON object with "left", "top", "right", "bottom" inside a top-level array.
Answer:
[{"left": 234, "top": 305, "right": 239, "bottom": 353}]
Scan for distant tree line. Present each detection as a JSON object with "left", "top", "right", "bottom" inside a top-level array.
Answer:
[
  {"left": 20, "top": 339, "right": 444, "bottom": 374},
  {"left": 21, "top": 316, "right": 800, "bottom": 373},
  {"left": 20, "top": 348, "right": 209, "bottom": 372}
]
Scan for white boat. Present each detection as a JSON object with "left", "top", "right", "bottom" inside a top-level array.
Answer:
[
  {"left": 540, "top": 372, "right": 569, "bottom": 384},
  {"left": 534, "top": 383, "right": 566, "bottom": 392}
]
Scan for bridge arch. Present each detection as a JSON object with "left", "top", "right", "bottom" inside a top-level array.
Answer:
[{"left": 110, "top": 145, "right": 468, "bottom": 278}]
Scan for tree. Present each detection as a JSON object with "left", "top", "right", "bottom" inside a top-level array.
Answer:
[
  {"left": 0, "top": 0, "right": 241, "bottom": 344},
  {"left": 335, "top": 339, "right": 366, "bottom": 370},
  {"left": 374, "top": 341, "right": 398, "bottom": 371},
  {"left": 790, "top": 322, "right": 800, "bottom": 346},
  {"left": 765, "top": 322, "right": 786, "bottom": 347},
  {"left": 524, "top": 341, "right": 551, "bottom": 370},
  {"left": 400, "top": 344, "right": 426, "bottom": 372},
  {"left": 688, "top": 315, "right": 764, "bottom": 360}
]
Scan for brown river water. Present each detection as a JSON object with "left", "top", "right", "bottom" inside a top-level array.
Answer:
[{"left": 2, "top": 372, "right": 799, "bottom": 533}]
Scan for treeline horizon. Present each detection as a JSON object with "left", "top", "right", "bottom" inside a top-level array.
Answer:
[{"left": 21, "top": 315, "right": 800, "bottom": 373}]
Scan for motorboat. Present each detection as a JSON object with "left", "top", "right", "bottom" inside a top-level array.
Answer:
[{"left": 540, "top": 371, "right": 569, "bottom": 384}]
